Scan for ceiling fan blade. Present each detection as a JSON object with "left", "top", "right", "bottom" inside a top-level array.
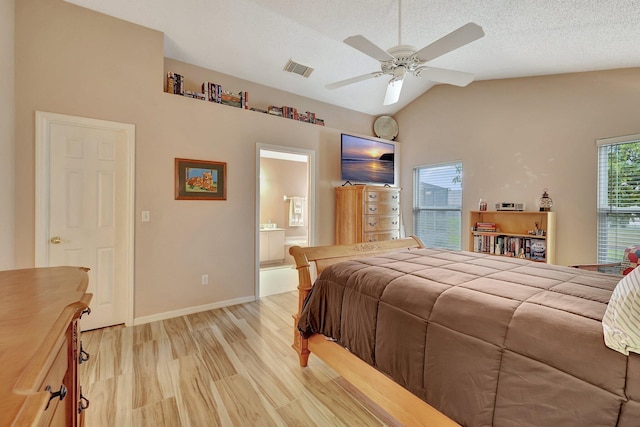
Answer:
[
  {"left": 344, "top": 35, "right": 396, "bottom": 62},
  {"left": 415, "top": 22, "right": 484, "bottom": 63},
  {"left": 325, "top": 72, "right": 381, "bottom": 90},
  {"left": 417, "top": 66, "right": 475, "bottom": 87},
  {"left": 383, "top": 77, "right": 404, "bottom": 105}
]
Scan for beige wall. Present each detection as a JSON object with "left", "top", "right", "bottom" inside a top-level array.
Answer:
[
  {"left": 164, "top": 58, "right": 373, "bottom": 133},
  {"left": 0, "top": 0, "right": 15, "bottom": 270},
  {"left": 396, "top": 68, "right": 640, "bottom": 266},
  {"left": 14, "top": 0, "right": 640, "bottom": 319},
  {"left": 14, "top": 0, "right": 375, "bottom": 318},
  {"left": 260, "top": 158, "right": 309, "bottom": 239}
]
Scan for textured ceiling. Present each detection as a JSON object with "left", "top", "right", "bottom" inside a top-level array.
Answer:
[{"left": 65, "top": 0, "right": 640, "bottom": 116}]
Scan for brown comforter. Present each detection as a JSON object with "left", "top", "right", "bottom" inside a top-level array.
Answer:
[{"left": 297, "top": 248, "right": 640, "bottom": 426}]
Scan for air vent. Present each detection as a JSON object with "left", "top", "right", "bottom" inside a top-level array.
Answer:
[{"left": 283, "top": 59, "right": 314, "bottom": 78}]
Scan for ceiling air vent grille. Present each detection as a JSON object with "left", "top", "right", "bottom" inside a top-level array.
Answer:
[{"left": 284, "top": 59, "right": 314, "bottom": 78}]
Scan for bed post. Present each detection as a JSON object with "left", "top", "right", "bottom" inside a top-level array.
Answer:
[{"left": 290, "top": 246, "right": 313, "bottom": 367}]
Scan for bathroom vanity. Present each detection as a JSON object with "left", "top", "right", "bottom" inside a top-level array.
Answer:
[{"left": 259, "top": 228, "right": 285, "bottom": 263}]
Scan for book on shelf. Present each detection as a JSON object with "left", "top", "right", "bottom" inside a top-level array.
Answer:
[
  {"left": 474, "top": 222, "right": 497, "bottom": 232},
  {"left": 530, "top": 239, "right": 546, "bottom": 261},
  {"left": 184, "top": 91, "right": 205, "bottom": 100},
  {"left": 167, "top": 72, "right": 184, "bottom": 95},
  {"left": 473, "top": 235, "right": 545, "bottom": 261},
  {"left": 202, "top": 82, "right": 218, "bottom": 102}
]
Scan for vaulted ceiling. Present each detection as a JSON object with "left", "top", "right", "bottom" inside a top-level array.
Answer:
[{"left": 66, "top": 0, "right": 640, "bottom": 116}]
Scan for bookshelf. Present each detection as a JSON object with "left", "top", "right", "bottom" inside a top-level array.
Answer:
[{"left": 469, "top": 210, "right": 556, "bottom": 264}]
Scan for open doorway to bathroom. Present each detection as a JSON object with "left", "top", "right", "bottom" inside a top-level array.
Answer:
[{"left": 256, "top": 144, "right": 315, "bottom": 298}]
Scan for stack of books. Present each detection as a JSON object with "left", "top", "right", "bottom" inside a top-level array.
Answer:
[
  {"left": 202, "top": 82, "right": 248, "bottom": 109},
  {"left": 166, "top": 72, "right": 184, "bottom": 95},
  {"left": 475, "top": 222, "right": 497, "bottom": 232}
]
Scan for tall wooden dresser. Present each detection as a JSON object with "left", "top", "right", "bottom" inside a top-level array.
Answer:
[
  {"left": 1, "top": 267, "right": 92, "bottom": 427},
  {"left": 335, "top": 185, "right": 401, "bottom": 244}
]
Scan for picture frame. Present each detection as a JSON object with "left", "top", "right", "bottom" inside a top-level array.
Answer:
[{"left": 175, "top": 158, "right": 227, "bottom": 200}]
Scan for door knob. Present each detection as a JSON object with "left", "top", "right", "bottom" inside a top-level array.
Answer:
[{"left": 50, "top": 236, "right": 62, "bottom": 244}]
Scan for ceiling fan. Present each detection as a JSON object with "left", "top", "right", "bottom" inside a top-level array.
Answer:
[{"left": 326, "top": 1, "right": 485, "bottom": 105}]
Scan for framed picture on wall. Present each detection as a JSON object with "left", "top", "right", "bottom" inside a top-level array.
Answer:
[{"left": 175, "top": 158, "right": 227, "bottom": 200}]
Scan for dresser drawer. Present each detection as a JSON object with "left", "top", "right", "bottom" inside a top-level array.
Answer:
[
  {"left": 363, "top": 215, "right": 400, "bottom": 232},
  {"left": 37, "top": 338, "right": 69, "bottom": 427},
  {"left": 364, "top": 203, "right": 399, "bottom": 215},
  {"left": 363, "top": 230, "right": 400, "bottom": 242},
  {"left": 363, "top": 189, "right": 399, "bottom": 204}
]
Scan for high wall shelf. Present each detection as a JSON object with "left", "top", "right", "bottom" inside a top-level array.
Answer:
[
  {"left": 469, "top": 210, "right": 556, "bottom": 264},
  {"left": 165, "top": 71, "right": 325, "bottom": 126}
]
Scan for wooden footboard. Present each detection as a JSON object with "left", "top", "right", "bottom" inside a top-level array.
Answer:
[
  {"left": 289, "top": 237, "right": 459, "bottom": 426},
  {"left": 290, "top": 236, "right": 425, "bottom": 367}
]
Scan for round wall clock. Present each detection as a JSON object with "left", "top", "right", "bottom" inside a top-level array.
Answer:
[{"left": 373, "top": 115, "right": 399, "bottom": 140}]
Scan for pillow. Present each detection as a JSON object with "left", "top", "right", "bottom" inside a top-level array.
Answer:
[
  {"left": 620, "top": 245, "right": 640, "bottom": 275},
  {"left": 603, "top": 265, "right": 640, "bottom": 355}
]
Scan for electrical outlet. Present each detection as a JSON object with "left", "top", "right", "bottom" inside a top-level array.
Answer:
[
  {"left": 201, "top": 274, "right": 209, "bottom": 285},
  {"left": 141, "top": 211, "right": 150, "bottom": 222}
]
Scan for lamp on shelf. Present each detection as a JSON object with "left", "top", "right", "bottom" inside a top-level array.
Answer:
[{"left": 538, "top": 188, "right": 553, "bottom": 212}]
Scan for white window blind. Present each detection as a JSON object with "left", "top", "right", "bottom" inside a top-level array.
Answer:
[
  {"left": 413, "top": 162, "right": 462, "bottom": 250},
  {"left": 597, "top": 134, "right": 640, "bottom": 263}
]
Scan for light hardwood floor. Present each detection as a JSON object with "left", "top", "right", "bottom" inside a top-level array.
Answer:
[{"left": 79, "top": 291, "right": 401, "bottom": 426}]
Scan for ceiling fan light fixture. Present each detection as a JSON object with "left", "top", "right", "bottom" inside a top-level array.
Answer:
[
  {"left": 326, "top": 0, "right": 484, "bottom": 106},
  {"left": 383, "top": 78, "right": 404, "bottom": 105}
]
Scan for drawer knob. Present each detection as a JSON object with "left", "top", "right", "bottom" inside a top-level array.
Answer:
[
  {"left": 368, "top": 207, "right": 377, "bottom": 212},
  {"left": 80, "top": 307, "right": 91, "bottom": 319},
  {"left": 368, "top": 222, "right": 377, "bottom": 226},
  {"left": 45, "top": 384, "right": 67, "bottom": 409},
  {"left": 78, "top": 386, "right": 90, "bottom": 413},
  {"left": 79, "top": 341, "right": 90, "bottom": 364},
  {"left": 368, "top": 194, "right": 377, "bottom": 199}
]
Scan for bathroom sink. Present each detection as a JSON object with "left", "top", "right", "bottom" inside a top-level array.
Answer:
[{"left": 261, "top": 223, "right": 277, "bottom": 229}]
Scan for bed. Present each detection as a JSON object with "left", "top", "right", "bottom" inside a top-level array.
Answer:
[{"left": 290, "top": 237, "right": 640, "bottom": 427}]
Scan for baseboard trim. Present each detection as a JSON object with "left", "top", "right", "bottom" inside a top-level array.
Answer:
[{"left": 133, "top": 295, "right": 257, "bottom": 326}]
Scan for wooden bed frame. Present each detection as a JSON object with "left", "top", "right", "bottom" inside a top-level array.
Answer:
[{"left": 289, "top": 237, "right": 459, "bottom": 427}]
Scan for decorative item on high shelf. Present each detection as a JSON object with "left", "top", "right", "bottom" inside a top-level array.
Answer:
[
  {"left": 373, "top": 115, "right": 399, "bottom": 140},
  {"left": 538, "top": 188, "right": 553, "bottom": 212}
]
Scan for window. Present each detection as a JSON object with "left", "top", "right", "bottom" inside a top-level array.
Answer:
[
  {"left": 413, "top": 162, "right": 462, "bottom": 250},
  {"left": 597, "top": 134, "right": 640, "bottom": 263}
]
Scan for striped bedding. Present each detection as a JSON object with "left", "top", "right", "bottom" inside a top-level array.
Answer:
[{"left": 603, "top": 266, "right": 640, "bottom": 355}]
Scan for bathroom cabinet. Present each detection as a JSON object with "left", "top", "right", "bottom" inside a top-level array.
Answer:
[{"left": 260, "top": 229, "right": 285, "bottom": 263}]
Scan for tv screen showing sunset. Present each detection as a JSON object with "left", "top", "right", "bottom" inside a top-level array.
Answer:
[{"left": 341, "top": 134, "right": 394, "bottom": 184}]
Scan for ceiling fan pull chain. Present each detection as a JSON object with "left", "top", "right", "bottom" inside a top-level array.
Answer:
[{"left": 398, "top": 0, "right": 402, "bottom": 45}]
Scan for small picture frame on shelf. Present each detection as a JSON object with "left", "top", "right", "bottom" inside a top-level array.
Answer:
[{"left": 175, "top": 158, "right": 227, "bottom": 200}]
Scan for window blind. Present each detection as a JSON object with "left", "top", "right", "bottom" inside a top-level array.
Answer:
[
  {"left": 413, "top": 162, "right": 462, "bottom": 250},
  {"left": 597, "top": 134, "right": 640, "bottom": 263}
]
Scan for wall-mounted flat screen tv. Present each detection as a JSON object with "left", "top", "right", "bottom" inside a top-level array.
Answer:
[{"left": 341, "top": 133, "right": 395, "bottom": 185}]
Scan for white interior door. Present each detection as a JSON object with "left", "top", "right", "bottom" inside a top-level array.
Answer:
[{"left": 36, "top": 112, "right": 135, "bottom": 330}]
